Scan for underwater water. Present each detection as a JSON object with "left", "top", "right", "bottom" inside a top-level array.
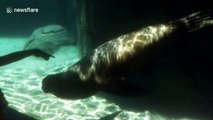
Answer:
[
  {"left": 1, "top": 38, "right": 210, "bottom": 120},
  {"left": 0, "top": 37, "right": 155, "bottom": 120},
  {"left": 0, "top": 1, "right": 212, "bottom": 119}
]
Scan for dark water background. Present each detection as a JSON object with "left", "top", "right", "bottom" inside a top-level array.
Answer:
[{"left": 87, "top": 0, "right": 213, "bottom": 119}]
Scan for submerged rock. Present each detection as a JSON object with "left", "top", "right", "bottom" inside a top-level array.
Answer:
[
  {"left": 1, "top": 82, "right": 37, "bottom": 120},
  {"left": 0, "top": 89, "right": 8, "bottom": 120},
  {"left": 24, "top": 25, "right": 74, "bottom": 54}
]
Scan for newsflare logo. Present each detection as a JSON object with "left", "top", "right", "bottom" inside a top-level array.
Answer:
[
  {"left": 6, "top": 7, "right": 13, "bottom": 13},
  {"left": 6, "top": 6, "right": 39, "bottom": 13}
]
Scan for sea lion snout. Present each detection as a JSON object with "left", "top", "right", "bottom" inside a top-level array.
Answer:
[
  {"left": 42, "top": 73, "right": 63, "bottom": 94},
  {"left": 42, "top": 77, "right": 49, "bottom": 93},
  {"left": 42, "top": 75, "right": 53, "bottom": 93}
]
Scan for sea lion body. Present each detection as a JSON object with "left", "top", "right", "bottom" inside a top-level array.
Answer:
[{"left": 42, "top": 11, "right": 213, "bottom": 99}]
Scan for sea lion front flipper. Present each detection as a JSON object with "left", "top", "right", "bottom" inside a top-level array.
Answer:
[
  {"left": 99, "top": 111, "right": 122, "bottom": 120},
  {"left": 102, "top": 78, "right": 145, "bottom": 97}
]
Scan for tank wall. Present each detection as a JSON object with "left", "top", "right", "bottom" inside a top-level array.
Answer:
[{"left": 0, "top": 0, "right": 61, "bottom": 37}]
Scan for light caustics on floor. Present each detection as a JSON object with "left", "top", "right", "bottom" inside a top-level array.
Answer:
[
  {"left": 0, "top": 37, "right": 196, "bottom": 120},
  {"left": 0, "top": 37, "right": 150, "bottom": 120}
]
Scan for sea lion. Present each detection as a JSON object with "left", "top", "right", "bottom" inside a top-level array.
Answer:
[{"left": 42, "top": 11, "right": 213, "bottom": 99}]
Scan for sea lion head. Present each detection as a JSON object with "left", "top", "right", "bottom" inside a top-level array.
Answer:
[{"left": 42, "top": 71, "right": 100, "bottom": 99}]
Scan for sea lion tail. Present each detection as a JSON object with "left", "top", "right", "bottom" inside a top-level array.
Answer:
[{"left": 172, "top": 10, "right": 213, "bottom": 32}]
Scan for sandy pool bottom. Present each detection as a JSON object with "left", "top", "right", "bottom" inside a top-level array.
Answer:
[{"left": 0, "top": 37, "right": 155, "bottom": 120}]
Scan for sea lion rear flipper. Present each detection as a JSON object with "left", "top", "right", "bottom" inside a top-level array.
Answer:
[
  {"left": 103, "top": 78, "right": 145, "bottom": 97},
  {"left": 172, "top": 11, "right": 213, "bottom": 32}
]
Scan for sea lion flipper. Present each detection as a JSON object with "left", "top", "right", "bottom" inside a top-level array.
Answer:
[
  {"left": 99, "top": 111, "right": 122, "bottom": 120},
  {"left": 172, "top": 11, "right": 213, "bottom": 32}
]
